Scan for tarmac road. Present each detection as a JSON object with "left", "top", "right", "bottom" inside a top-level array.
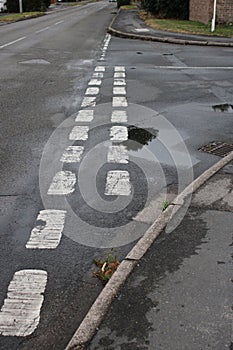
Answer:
[{"left": 0, "top": 3, "right": 233, "bottom": 350}]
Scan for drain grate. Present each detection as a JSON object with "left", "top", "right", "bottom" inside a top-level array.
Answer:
[{"left": 199, "top": 141, "right": 233, "bottom": 157}]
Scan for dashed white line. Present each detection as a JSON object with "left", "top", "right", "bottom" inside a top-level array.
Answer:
[
  {"left": 110, "top": 126, "right": 128, "bottom": 141},
  {"left": 0, "top": 270, "right": 47, "bottom": 336},
  {"left": 35, "top": 26, "right": 50, "bottom": 34},
  {"left": 113, "top": 87, "right": 126, "bottom": 95},
  {"left": 69, "top": 126, "right": 89, "bottom": 141},
  {"left": 114, "top": 66, "right": 125, "bottom": 72},
  {"left": 95, "top": 66, "right": 105, "bottom": 72},
  {"left": 48, "top": 171, "right": 76, "bottom": 195},
  {"left": 26, "top": 210, "right": 66, "bottom": 249},
  {"left": 105, "top": 170, "right": 131, "bottom": 196},
  {"left": 107, "top": 145, "right": 128, "bottom": 164},
  {"left": 112, "top": 96, "right": 128, "bottom": 107},
  {"left": 88, "top": 79, "right": 102, "bottom": 86},
  {"left": 85, "top": 87, "right": 99, "bottom": 95},
  {"left": 54, "top": 20, "right": 64, "bottom": 26},
  {"left": 60, "top": 146, "right": 84, "bottom": 163},
  {"left": 81, "top": 96, "right": 96, "bottom": 107},
  {"left": 0, "top": 36, "right": 26, "bottom": 49},
  {"left": 114, "top": 72, "right": 126, "bottom": 78},
  {"left": 114, "top": 79, "right": 126, "bottom": 86},
  {"left": 92, "top": 72, "right": 103, "bottom": 78},
  {"left": 75, "top": 110, "right": 94, "bottom": 122},
  {"left": 111, "top": 110, "right": 128, "bottom": 123}
]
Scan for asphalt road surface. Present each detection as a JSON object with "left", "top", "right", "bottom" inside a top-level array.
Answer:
[{"left": 0, "top": 2, "right": 233, "bottom": 349}]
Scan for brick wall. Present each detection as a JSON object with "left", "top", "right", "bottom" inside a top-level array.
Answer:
[
  {"left": 217, "top": 0, "right": 233, "bottom": 23},
  {"left": 190, "top": 0, "right": 233, "bottom": 24}
]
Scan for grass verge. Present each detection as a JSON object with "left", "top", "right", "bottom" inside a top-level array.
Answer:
[
  {"left": 0, "top": 12, "right": 45, "bottom": 23},
  {"left": 140, "top": 12, "right": 233, "bottom": 37}
]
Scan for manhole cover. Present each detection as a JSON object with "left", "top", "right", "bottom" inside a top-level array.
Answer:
[{"left": 199, "top": 141, "right": 233, "bottom": 157}]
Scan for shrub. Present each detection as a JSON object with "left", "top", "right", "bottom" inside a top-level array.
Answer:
[
  {"left": 6, "top": 0, "right": 50, "bottom": 12},
  {"left": 142, "top": 0, "right": 189, "bottom": 20}
]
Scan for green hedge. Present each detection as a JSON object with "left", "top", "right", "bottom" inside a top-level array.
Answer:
[
  {"left": 6, "top": 0, "right": 50, "bottom": 12},
  {"left": 142, "top": 0, "right": 189, "bottom": 20}
]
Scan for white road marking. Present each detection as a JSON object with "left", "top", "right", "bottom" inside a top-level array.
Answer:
[
  {"left": 85, "top": 87, "right": 99, "bottom": 95},
  {"left": 113, "top": 87, "right": 126, "bottom": 95},
  {"left": 69, "top": 126, "right": 89, "bottom": 140},
  {"left": 112, "top": 96, "right": 128, "bottom": 107},
  {"left": 0, "top": 270, "right": 47, "bottom": 336},
  {"left": 110, "top": 126, "right": 128, "bottom": 141},
  {"left": 114, "top": 79, "right": 126, "bottom": 86},
  {"left": 92, "top": 72, "right": 103, "bottom": 78},
  {"left": 35, "top": 26, "right": 50, "bottom": 34},
  {"left": 95, "top": 66, "right": 105, "bottom": 72},
  {"left": 111, "top": 110, "right": 128, "bottom": 123},
  {"left": 54, "top": 20, "right": 64, "bottom": 25},
  {"left": 26, "top": 210, "right": 66, "bottom": 249},
  {"left": 114, "top": 72, "right": 125, "bottom": 78},
  {"left": 135, "top": 28, "right": 150, "bottom": 32},
  {"left": 0, "top": 36, "right": 26, "bottom": 49},
  {"left": 81, "top": 96, "right": 96, "bottom": 107},
  {"left": 48, "top": 171, "right": 76, "bottom": 195},
  {"left": 60, "top": 146, "right": 84, "bottom": 163},
  {"left": 105, "top": 171, "right": 131, "bottom": 196},
  {"left": 114, "top": 66, "right": 125, "bottom": 72},
  {"left": 75, "top": 110, "right": 94, "bottom": 122},
  {"left": 88, "top": 79, "right": 102, "bottom": 86},
  {"left": 107, "top": 145, "right": 128, "bottom": 164}
]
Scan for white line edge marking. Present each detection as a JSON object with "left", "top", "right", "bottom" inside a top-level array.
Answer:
[
  {"left": 26, "top": 210, "right": 66, "bottom": 249},
  {"left": 105, "top": 170, "right": 131, "bottom": 196},
  {"left": 60, "top": 146, "right": 84, "bottom": 163},
  {"left": 48, "top": 171, "right": 76, "bottom": 195},
  {"left": 110, "top": 126, "right": 128, "bottom": 141},
  {"left": 69, "top": 126, "right": 89, "bottom": 140},
  {"left": 0, "top": 270, "right": 47, "bottom": 336},
  {"left": 154, "top": 66, "right": 233, "bottom": 70},
  {"left": 112, "top": 96, "right": 128, "bottom": 108},
  {"left": 0, "top": 36, "right": 26, "bottom": 49},
  {"left": 107, "top": 145, "right": 128, "bottom": 164}
]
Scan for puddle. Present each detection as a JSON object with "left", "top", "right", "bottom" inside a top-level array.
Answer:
[
  {"left": 123, "top": 126, "right": 158, "bottom": 151},
  {"left": 212, "top": 103, "right": 233, "bottom": 113}
]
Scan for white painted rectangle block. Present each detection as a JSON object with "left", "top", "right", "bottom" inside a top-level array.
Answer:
[
  {"left": 110, "top": 126, "right": 128, "bottom": 141},
  {"left": 92, "top": 72, "right": 103, "bottom": 78},
  {"left": 69, "top": 126, "right": 89, "bottom": 140},
  {"left": 105, "top": 170, "right": 131, "bottom": 196},
  {"left": 111, "top": 110, "right": 128, "bottom": 123},
  {"left": 81, "top": 96, "right": 96, "bottom": 108},
  {"left": 48, "top": 171, "right": 76, "bottom": 195},
  {"left": 85, "top": 87, "right": 99, "bottom": 95},
  {"left": 95, "top": 66, "right": 105, "bottom": 72},
  {"left": 107, "top": 145, "right": 128, "bottom": 164},
  {"left": 112, "top": 96, "right": 128, "bottom": 107},
  {"left": 114, "top": 79, "right": 126, "bottom": 86},
  {"left": 26, "top": 210, "right": 66, "bottom": 249},
  {"left": 113, "top": 87, "right": 126, "bottom": 95},
  {"left": 114, "top": 72, "right": 125, "bottom": 78},
  {"left": 114, "top": 66, "right": 125, "bottom": 72},
  {"left": 75, "top": 110, "right": 94, "bottom": 122},
  {"left": 0, "top": 270, "right": 47, "bottom": 336},
  {"left": 88, "top": 79, "right": 102, "bottom": 86},
  {"left": 60, "top": 146, "right": 84, "bottom": 163}
]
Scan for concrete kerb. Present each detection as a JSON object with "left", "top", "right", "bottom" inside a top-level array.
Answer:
[
  {"left": 108, "top": 8, "right": 233, "bottom": 47},
  {"left": 65, "top": 151, "right": 233, "bottom": 350}
]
